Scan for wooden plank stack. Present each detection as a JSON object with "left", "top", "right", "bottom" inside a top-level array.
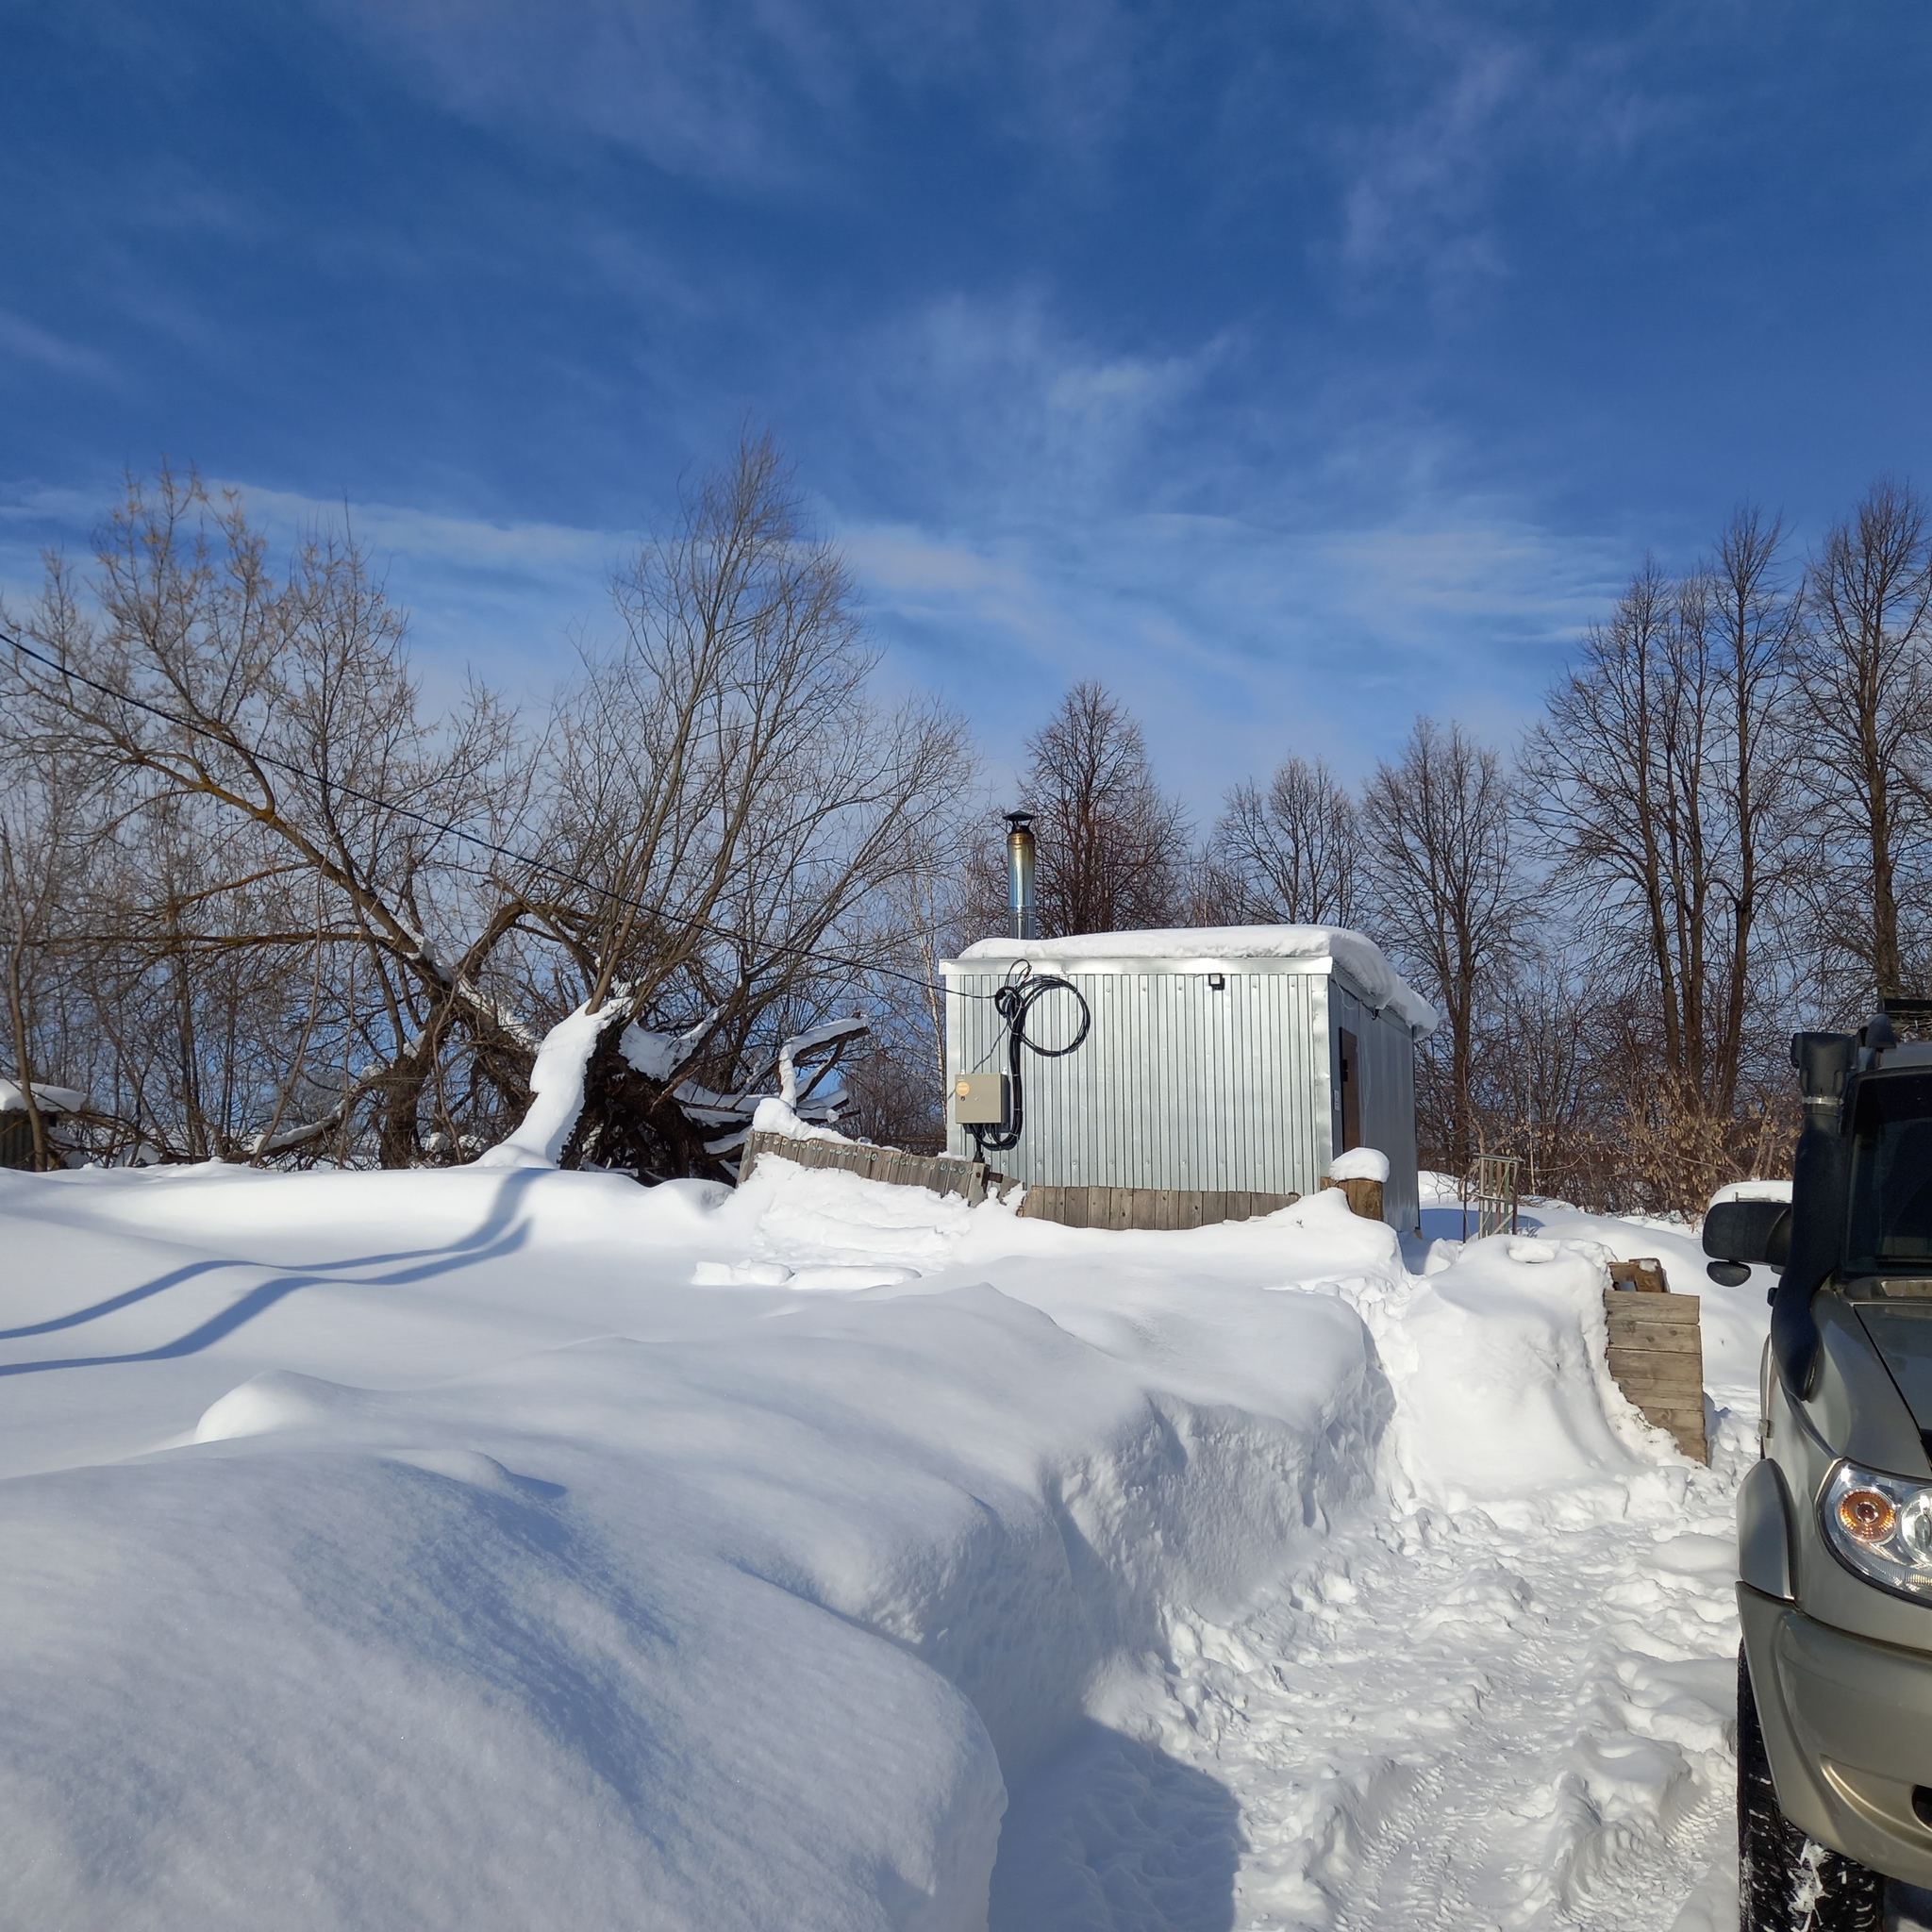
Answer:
[{"left": 1602, "top": 1274, "right": 1707, "bottom": 1463}]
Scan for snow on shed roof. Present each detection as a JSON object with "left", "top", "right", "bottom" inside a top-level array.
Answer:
[
  {"left": 0, "top": 1077, "right": 85, "bottom": 1115},
  {"left": 953, "top": 925, "right": 1437, "bottom": 1038}
]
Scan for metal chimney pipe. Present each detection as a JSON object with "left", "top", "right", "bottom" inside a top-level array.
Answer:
[{"left": 1005, "top": 811, "right": 1038, "bottom": 941}]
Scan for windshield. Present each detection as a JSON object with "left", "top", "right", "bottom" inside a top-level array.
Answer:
[{"left": 1846, "top": 1072, "right": 1932, "bottom": 1273}]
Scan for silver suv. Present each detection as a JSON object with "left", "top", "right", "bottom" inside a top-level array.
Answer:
[{"left": 1709, "top": 1023, "right": 1932, "bottom": 1931}]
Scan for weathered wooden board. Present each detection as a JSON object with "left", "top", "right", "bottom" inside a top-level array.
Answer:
[
  {"left": 1607, "top": 1291, "right": 1699, "bottom": 1325},
  {"left": 1606, "top": 1348, "right": 1706, "bottom": 1393},
  {"left": 1602, "top": 1286, "right": 1707, "bottom": 1462},
  {"left": 1610, "top": 1313, "right": 1703, "bottom": 1357},
  {"left": 738, "top": 1130, "right": 1019, "bottom": 1205},
  {"left": 1609, "top": 1257, "right": 1669, "bottom": 1293},
  {"left": 1319, "top": 1174, "right": 1387, "bottom": 1222},
  {"left": 1014, "top": 1185, "right": 1298, "bottom": 1230},
  {"left": 738, "top": 1135, "right": 1304, "bottom": 1233}
]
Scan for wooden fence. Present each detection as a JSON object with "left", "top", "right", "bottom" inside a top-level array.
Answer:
[
  {"left": 738, "top": 1129, "right": 1017, "bottom": 1204},
  {"left": 1603, "top": 1284, "right": 1707, "bottom": 1463},
  {"left": 737, "top": 1130, "right": 1299, "bottom": 1229},
  {"left": 1010, "top": 1184, "right": 1298, "bottom": 1230}
]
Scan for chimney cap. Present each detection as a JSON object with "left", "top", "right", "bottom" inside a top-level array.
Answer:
[{"left": 1004, "top": 809, "right": 1034, "bottom": 832}]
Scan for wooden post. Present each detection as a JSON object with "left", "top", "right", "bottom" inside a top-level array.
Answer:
[{"left": 1321, "top": 1174, "right": 1386, "bottom": 1222}]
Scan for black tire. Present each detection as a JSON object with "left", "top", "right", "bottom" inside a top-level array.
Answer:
[{"left": 1739, "top": 1647, "right": 1885, "bottom": 1931}]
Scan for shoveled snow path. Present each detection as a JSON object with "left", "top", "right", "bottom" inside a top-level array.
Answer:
[
  {"left": 995, "top": 1405, "right": 1752, "bottom": 1932},
  {"left": 1186, "top": 1463, "right": 1740, "bottom": 1931}
]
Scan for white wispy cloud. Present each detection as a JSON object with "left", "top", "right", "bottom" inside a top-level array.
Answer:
[
  {"left": 308, "top": 0, "right": 1140, "bottom": 194},
  {"left": 0, "top": 474, "right": 625, "bottom": 710},
  {"left": 1293, "top": 3, "right": 1680, "bottom": 310},
  {"left": 0, "top": 444, "right": 1629, "bottom": 816},
  {"left": 814, "top": 288, "right": 1632, "bottom": 801},
  {"left": 0, "top": 311, "right": 117, "bottom": 384},
  {"left": 838, "top": 499, "right": 1625, "bottom": 804}
]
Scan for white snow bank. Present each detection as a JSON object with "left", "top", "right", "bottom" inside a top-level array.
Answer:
[
  {"left": 0, "top": 1145, "right": 1757, "bottom": 1929},
  {"left": 1327, "top": 1144, "right": 1390, "bottom": 1183},
  {"left": 0, "top": 1158, "right": 1391, "bottom": 1929},
  {"left": 956, "top": 924, "right": 1438, "bottom": 1037},
  {"left": 1358, "top": 1232, "right": 1676, "bottom": 1511}
]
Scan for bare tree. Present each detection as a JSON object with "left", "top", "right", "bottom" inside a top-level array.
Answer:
[
  {"left": 4, "top": 469, "right": 536, "bottom": 1165},
  {"left": 1708, "top": 508, "right": 1804, "bottom": 1108},
  {"left": 0, "top": 764, "right": 90, "bottom": 1168},
  {"left": 1794, "top": 478, "right": 1932, "bottom": 1005},
  {"left": 1466, "top": 948, "right": 1610, "bottom": 1204},
  {"left": 1205, "top": 756, "right": 1361, "bottom": 926},
  {"left": 1527, "top": 526, "right": 1800, "bottom": 1129},
  {"left": 1361, "top": 718, "right": 1525, "bottom": 1175},
  {"left": 0, "top": 445, "right": 978, "bottom": 1178},
  {"left": 1010, "top": 682, "right": 1190, "bottom": 937},
  {"left": 527, "top": 433, "right": 974, "bottom": 1176}
]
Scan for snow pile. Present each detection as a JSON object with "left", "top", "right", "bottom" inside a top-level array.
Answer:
[
  {"left": 1326, "top": 1144, "right": 1390, "bottom": 1183},
  {"left": 0, "top": 1147, "right": 1757, "bottom": 1929},
  {"left": 1418, "top": 1166, "right": 1777, "bottom": 1413},
  {"left": 957, "top": 925, "right": 1438, "bottom": 1037}
]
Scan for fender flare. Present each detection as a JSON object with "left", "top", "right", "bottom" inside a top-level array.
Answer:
[{"left": 1739, "top": 1456, "right": 1796, "bottom": 1603}]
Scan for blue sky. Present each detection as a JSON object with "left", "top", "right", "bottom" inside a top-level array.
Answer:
[{"left": 4, "top": 1, "right": 1931, "bottom": 808}]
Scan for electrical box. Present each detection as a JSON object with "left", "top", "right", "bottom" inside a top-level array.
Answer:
[{"left": 952, "top": 1073, "right": 1010, "bottom": 1126}]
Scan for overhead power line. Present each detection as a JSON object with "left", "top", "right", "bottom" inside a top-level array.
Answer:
[{"left": 0, "top": 625, "right": 996, "bottom": 1006}]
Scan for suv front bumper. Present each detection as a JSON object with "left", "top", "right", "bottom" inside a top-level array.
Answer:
[{"left": 1741, "top": 1583, "right": 1932, "bottom": 1885}]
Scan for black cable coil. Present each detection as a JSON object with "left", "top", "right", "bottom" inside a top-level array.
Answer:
[{"left": 969, "top": 970, "right": 1091, "bottom": 1157}]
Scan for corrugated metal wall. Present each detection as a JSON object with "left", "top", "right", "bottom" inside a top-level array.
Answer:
[
  {"left": 944, "top": 966, "right": 1339, "bottom": 1200},
  {"left": 945, "top": 960, "right": 1422, "bottom": 1229},
  {"left": 1330, "top": 981, "right": 1421, "bottom": 1232}
]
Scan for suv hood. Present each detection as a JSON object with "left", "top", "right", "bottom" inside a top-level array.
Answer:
[{"left": 1854, "top": 1298, "right": 1932, "bottom": 1433}]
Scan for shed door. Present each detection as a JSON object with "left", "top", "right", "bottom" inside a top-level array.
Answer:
[{"left": 1338, "top": 1027, "right": 1361, "bottom": 1152}]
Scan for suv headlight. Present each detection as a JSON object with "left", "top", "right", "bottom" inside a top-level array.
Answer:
[{"left": 1822, "top": 1460, "right": 1932, "bottom": 1600}]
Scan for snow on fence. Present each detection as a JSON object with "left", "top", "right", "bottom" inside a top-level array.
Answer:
[{"left": 736, "top": 1129, "right": 1301, "bottom": 1229}]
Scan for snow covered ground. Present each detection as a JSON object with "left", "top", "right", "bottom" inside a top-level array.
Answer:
[{"left": 0, "top": 1156, "right": 1768, "bottom": 1930}]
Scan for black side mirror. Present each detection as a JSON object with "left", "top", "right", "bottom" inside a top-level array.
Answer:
[
  {"left": 1707, "top": 1260, "right": 1752, "bottom": 1287},
  {"left": 1704, "top": 1198, "right": 1791, "bottom": 1272}
]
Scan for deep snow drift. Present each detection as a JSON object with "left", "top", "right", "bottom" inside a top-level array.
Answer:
[{"left": 0, "top": 1156, "right": 1767, "bottom": 1930}]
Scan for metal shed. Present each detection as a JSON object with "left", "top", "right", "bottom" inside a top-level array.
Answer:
[
  {"left": 0, "top": 1078, "right": 81, "bottom": 1171},
  {"left": 941, "top": 926, "right": 1436, "bottom": 1232}
]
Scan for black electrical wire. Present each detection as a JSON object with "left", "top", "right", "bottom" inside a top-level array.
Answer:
[
  {"left": 968, "top": 967, "right": 1091, "bottom": 1158},
  {"left": 0, "top": 625, "right": 1004, "bottom": 1006}
]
